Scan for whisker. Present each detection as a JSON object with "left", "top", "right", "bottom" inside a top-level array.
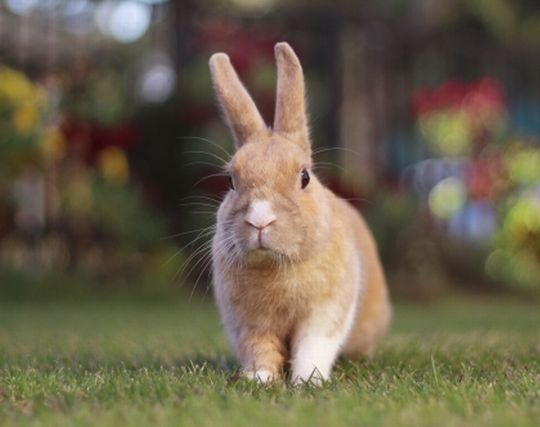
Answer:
[
  {"left": 184, "top": 246, "right": 214, "bottom": 290},
  {"left": 164, "top": 227, "right": 215, "bottom": 266},
  {"left": 192, "top": 173, "right": 229, "bottom": 189},
  {"left": 189, "top": 236, "right": 237, "bottom": 301},
  {"left": 184, "top": 161, "right": 224, "bottom": 169},
  {"left": 313, "top": 161, "right": 346, "bottom": 173},
  {"left": 186, "top": 234, "right": 237, "bottom": 298},
  {"left": 177, "top": 136, "right": 232, "bottom": 158},
  {"left": 312, "top": 146, "right": 362, "bottom": 157},
  {"left": 180, "top": 195, "right": 222, "bottom": 204},
  {"left": 190, "top": 254, "right": 215, "bottom": 302},
  {"left": 161, "top": 226, "right": 215, "bottom": 241},
  {"left": 175, "top": 240, "right": 214, "bottom": 282},
  {"left": 184, "top": 150, "right": 230, "bottom": 166},
  {"left": 177, "top": 202, "right": 219, "bottom": 209}
]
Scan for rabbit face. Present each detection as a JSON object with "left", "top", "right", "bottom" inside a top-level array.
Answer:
[
  {"left": 217, "top": 134, "right": 329, "bottom": 265},
  {"left": 210, "top": 43, "right": 331, "bottom": 265}
]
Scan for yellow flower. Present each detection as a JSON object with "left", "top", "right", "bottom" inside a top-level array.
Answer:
[
  {"left": 0, "top": 67, "right": 35, "bottom": 106},
  {"left": 41, "top": 127, "right": 66, "bottom": 161},
  {"left": 13, "top": 102, "right": 38, "bottom": 135},
  {"left": 97, "top": 146, "right": 130, "bottom": 186}
]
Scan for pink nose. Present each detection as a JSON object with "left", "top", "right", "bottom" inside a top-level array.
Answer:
[
  {"left": 245, "top": 217, "right": 275, "bottom": 230},
  {"left": 245, "top": 200, "right": 276, "bottom": 234},
  {"left": 245, "top": 218, "right": 274, "bottom": 247}
]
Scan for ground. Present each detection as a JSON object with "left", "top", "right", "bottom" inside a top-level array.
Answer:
[{"left": 0, "top": 294, "right": 538, "bottom": 427}]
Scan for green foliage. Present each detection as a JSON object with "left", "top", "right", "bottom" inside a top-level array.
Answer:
[
  {"left": 0, "top": 296, "right": 538, "bottom": 427},
  {"left": 61, "top": 71, "right": 134, "bottom": 126},
  {"left": 0, "top": 66, "right": 47, "bottom": 182},
  {"left": 90, "top": 177, "right": 165, "bottom": 249}
]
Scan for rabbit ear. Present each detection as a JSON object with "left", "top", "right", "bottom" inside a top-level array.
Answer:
[
  {"left": 209, "top": 53, "right": 267, "bottom": 147},
  {"left": 273, "top": 42, "right": 310, "bottom": 151}
]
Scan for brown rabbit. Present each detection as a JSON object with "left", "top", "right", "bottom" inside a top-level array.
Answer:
[{"left": 210, "top": 42, "right": 391, "bottom": 384}]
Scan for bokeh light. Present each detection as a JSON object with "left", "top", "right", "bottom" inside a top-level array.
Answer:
[
  {"left": 64, "top": 0, "right": 95, "bottom": 35},
  {"left": 419, "top": 111, "right": 472, "bottom": 157},
  {"left": 414, "top": 79, "right": 507, "bottom": 158},
  {"left": 505, "top": 147, "right": 540, "bottom": 186},
  {"left": 137, "top": 54, "right": 176, "bottom": 103},
  {"left": 503, "top": 194, "right": 540, "bottom": 244},
  {"left": 95, "top": 0, "right": 151, "bottom": 43},
  {"left": 4, "top": 0, "right": 38, "bottom": 15},
  {"left": 428, "top": 176, "right": 467, "bottom": 219}
]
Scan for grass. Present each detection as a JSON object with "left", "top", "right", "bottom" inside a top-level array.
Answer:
[{"left": 0, "top": 293, "right": 539, "bottom": 427}]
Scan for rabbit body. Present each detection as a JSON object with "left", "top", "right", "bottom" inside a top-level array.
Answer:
[{"left": 209, "top": 43, "right": 390, "bottom": 383}]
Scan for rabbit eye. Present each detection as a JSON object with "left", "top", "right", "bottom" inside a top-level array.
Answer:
[
  {"left": 301, "top": 169, "right": 310, "bottom": 189},
  {"left": 228, "top": 175, "right": 235, "bottom": 190}
]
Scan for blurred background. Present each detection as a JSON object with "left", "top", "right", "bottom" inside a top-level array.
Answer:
[{"left": 1, "top": 0, "right": 540, "bottom": 301}]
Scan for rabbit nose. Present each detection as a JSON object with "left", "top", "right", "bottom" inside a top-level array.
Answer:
[
  {"left": 245, "top": 199, "right": 276, "bottom": 230},
  {"left": 245, "top": 218, "right": 275, "bottom": 230}
]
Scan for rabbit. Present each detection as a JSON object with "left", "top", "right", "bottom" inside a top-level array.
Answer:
[{"left": 209, "top": 42, "right": 391, "bottom": 384}]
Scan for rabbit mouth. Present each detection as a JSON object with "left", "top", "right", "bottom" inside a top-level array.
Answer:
[
  {"left": 245, "top": 247, "right": 281, "bottom": 265},
  {"left": 245, "top": 227, "right": 272, "bottom": 251},
  {"left": 248, "top": 242, "right": 273, "bottom": 254},
  {"left": 243, "top": 233, "right": 278, "bottom": 254},
  {"left": 256, "top": 236, "right": 272, "bottom": 250}
]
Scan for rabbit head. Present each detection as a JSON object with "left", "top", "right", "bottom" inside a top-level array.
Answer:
[{"left": 209, "top": 43, "right": 331, "bottom": 265}]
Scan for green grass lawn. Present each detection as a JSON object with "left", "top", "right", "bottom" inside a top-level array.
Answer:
[{"left": 0, "top": 294, "right": 538, "bottom": 427}]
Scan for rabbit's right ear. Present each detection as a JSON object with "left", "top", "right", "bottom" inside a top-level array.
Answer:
[
  {"left": 209, "top": 53, "right": 267, "bottom": 148},
  {"left": 274, "top": 42, "right": 310, "bottom": 152}
]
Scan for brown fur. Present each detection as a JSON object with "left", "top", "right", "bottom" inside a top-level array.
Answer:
[{"left": 209, "top": 42, "right": 391, "bottom": 383}]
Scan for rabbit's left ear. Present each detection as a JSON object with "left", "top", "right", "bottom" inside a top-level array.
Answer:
[
  {"left": 209, "top": 53, "right": 267, "bottom": 148},
  {"left": 273, "top": 42, "right": 310, "bottom": 152}
]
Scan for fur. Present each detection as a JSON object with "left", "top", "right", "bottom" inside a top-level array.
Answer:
[{"left": 209, "top": 42, "right": 391, "bottom": 384}]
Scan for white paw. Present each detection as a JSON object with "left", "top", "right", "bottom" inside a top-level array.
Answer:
[
  {"left": 243, "top": 369, "right": 274, "bottom": 383},
  {"left": 291, "top": 368, "right": 326, "bottom": 386},
  {"left": 291, "top": 332, "right": 343, "bottom": 386}
]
